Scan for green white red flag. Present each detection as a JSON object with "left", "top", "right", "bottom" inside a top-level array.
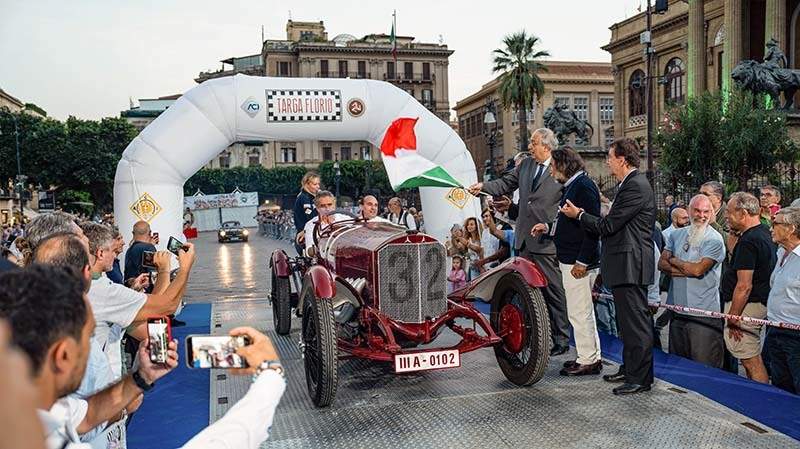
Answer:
[{"left": 380, "top": 117, "right": 463, "bottom": 191}]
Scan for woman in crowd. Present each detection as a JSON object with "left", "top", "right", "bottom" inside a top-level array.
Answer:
[{"left": 463, "top": 217, "right": 483, "bottom": 281}]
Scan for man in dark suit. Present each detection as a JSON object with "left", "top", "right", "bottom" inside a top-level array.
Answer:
[
  {"left": 468, "top": 128, "right": 571, "bottom": 356},
  {"left": 561, "top": 138, "right": 656, "bottom": 395},
  {"left": 532, "top": 147, "right": 602, "bottom": 376}
]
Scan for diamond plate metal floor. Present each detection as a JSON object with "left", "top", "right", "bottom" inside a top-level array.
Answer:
[{"left": 209, "top": 299, "right": 798, "bottom": 449}]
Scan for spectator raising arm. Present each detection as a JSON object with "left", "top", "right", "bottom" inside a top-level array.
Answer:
[{"left": 134, "top": 243, "right": 196, "bottom": 320}]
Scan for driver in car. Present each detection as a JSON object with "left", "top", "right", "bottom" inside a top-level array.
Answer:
[{"left": 304, "top": 190, "right": 351, "bottom": 257}]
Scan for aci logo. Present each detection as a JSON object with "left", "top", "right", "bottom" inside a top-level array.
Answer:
[{"left": 241, "top": 97, "right": 261, "bottom": 118}]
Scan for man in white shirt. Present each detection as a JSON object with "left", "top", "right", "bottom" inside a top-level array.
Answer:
[
  {"left": 384, "top": 197, "right": 417, "bottom": 230},
  {"left": 80, "top": 222, "right": 195, "bottom": 379},
  {"left": 0, "top": 266, "right": 178, "bottom": 449},
  {"left": 304, "top": 191, "right": 352, "bottom": 256}
]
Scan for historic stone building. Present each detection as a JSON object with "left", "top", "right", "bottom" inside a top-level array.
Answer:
[
  {"left": 454, "top": 61, "right": 614, "bottom": 180},
  {"left": 603, "top": 0, "right": 797, "bottom": 143},
  {"left": 196, "top": 20, "right": 453, "bottom": 170}
]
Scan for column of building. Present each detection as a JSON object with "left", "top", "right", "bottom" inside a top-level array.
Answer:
[
  {"left": 688, "top": 0, "right": 706, "bottom": 97},
  {"left": 765, "top": 0, "right": 787, "bottom": 54},
  {"left": 723, "top": 0, "right": 744, "bottom": 93},
  {"left": 612, "top": 66, "right": 624, "bottom": 138}
]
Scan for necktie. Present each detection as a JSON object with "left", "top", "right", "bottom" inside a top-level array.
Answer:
[{"left": 531, "top": 164, "right": 545, "bottom": 191}]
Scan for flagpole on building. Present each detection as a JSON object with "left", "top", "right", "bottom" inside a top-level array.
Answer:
[{"left": 391, "top": 10, "right": 397, "bottom": 62}]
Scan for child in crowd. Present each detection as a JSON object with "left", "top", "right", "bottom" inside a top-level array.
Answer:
[{"left": 447, "top": 255, "right": 467, "bottom": 293}]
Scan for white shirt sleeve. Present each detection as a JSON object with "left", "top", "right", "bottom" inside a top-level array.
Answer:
[
  {"left": 92, "top": 280, "right": 147, "bottom": 328},
  {"left": 405, "top": 213, "right": 418, "bottom": 230},
  {"left": 181, "top": 371, "right": 286, "bottom": 449}
]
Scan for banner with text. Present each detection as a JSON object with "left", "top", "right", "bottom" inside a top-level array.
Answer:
[{"left": 184, "top": 192, "right": 258, "bottom": 210}]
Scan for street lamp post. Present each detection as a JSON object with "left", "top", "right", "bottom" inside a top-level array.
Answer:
[
  {"left": 334, "top": 158, "right": 341, "bottom": 198},
  {"left": 0, "top": 110, "right": 25, "bottom": 223},
  {"left": 483, "top": 99, "right": 498, "bottom": 181}
]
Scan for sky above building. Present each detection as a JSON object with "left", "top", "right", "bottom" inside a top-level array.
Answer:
[{"left": 1, "top": 0, "right": 647, "bottom": 120}]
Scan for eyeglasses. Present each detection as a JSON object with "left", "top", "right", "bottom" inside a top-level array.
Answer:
[{"left": 773, "top": 221, "right": 791, "bottom": 226}]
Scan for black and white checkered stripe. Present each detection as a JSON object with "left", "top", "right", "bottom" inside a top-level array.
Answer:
[{"left": 265, "top": 89, "right": 342, "bottom": 122}]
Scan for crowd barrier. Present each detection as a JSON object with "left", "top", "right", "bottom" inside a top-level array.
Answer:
[{"left": 593, "top": 292, "right": 800, "bottom": 331}]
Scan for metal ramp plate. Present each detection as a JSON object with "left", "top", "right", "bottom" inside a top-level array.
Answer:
[{"left": 209, "top": 299, "right": 798, "bottom": 449}]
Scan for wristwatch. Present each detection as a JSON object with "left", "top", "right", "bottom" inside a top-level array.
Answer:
[
  {"left": 132, "top": 370, "right": 154, "bottom": 392},
  {"left": 255, "top": 360, "right": 284, "bottom": 378}
]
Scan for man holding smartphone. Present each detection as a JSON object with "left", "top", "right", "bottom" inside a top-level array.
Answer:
[
  {"left": 82, "top": 223, "right": 196, "bottom": 381},
  {"left": 124, "top": 221, "right": 158, "bottom": 292}
]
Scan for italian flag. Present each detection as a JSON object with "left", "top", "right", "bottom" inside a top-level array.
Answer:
[{"left": 380, "top": 117, "right": 463, "bottom": 191}]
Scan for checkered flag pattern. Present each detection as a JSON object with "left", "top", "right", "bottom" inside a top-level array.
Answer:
[{"left": 265, "top": 89, "right": 342, "bottom": 123}]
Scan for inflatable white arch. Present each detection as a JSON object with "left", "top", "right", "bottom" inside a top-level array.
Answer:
[{"left": 114, "top": 74, "right": 481, "bottom": 250}]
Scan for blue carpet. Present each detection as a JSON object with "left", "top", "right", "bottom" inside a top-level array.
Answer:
[{"left": 127, "top": 303, "right": 211, "bottom": 449}]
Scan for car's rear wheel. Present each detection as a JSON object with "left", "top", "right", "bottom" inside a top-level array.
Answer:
[
  {"left": 491, "top": 273, "right": 550, "bottom": 386},
  {"left": 271, "top": 269, "right": 292, "bottom": 335},
  {"left": 301, "top": 288, "right": 338, "bottom": 407}
]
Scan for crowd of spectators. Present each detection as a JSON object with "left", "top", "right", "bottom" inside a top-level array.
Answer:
[{"left": 0, "top": 210, "right": 287, "bottom": 449}]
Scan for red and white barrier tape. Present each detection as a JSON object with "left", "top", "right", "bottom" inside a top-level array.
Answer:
[{"left": 592, "top": 292, "right": 800, "bottom": 332}]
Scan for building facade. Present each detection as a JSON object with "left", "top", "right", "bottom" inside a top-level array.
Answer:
[
  {"left": 603, "top": 0, "right": 800, "bottom": 144},
  {"left": 454, "top": 61, "right": 614, "bottom": 180},
  {"left": 196, "top": 20, "right": 453, "bottom": 170}
]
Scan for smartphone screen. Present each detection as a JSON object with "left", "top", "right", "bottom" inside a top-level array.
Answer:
[
  {"left": 142, "top": 251, "right": 156, "bottom": 269},
  {"left": 185, "top": 335, "right": 250, "bottom": 369},
  {"left": 147, "top": 317, "right": 171, "bottom": 364},
  {"left": 167, "top": 236, "right": 185, "bottom": 256}
]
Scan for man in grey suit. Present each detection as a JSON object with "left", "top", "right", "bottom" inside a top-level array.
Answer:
[
  {"left": 468, "top": 128, "right": 571, "bottom": 356},
  {"left": 561, "top": 138, "right": 656, "bottom": 395}
]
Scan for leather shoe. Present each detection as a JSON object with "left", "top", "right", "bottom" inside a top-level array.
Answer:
[
  {"left": 612, "top": 383, "right": 651, "bottom": 395},
  {"left": 562, "top": 360, "right": 578, "bottom": 368},
  {"left": 560, "top": 361, "right": 602, "bottom": 376},
  {"left": 550, "top": 344, "right": 569, "bottom": 356},
  {"left": 602, "top": 370, "right": 626, "bottom": 383}
]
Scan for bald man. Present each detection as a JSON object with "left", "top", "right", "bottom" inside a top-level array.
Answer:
[
  {"left": 124, "top": 221, "right": 157, "bottom": 290},
  {"left": 658, "top": 195, "right": 726, "bottom": 368}
]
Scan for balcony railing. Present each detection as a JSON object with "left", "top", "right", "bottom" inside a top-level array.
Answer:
[
  {"left": 316, "top": 71, "right": 371, "bottom": 79},
  {"left": 627, "top": 114, "right": 647, "bottom": 128},
  {"left": 384, "top": 73, "right": 435, "bottom": 83}
]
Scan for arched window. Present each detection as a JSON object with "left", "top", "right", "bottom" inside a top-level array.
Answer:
[
  {"left": 628, "top": 69, "right": 646, "bottom": 117},
  {"left": 664, "top": 58, "right": 686, "bottom": 105}
]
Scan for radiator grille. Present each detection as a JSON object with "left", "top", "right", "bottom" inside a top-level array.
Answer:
[{"left": 377, "top": 242, "right": 447, "bottom": 322}]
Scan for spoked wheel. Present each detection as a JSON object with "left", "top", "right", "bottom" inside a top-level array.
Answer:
[
  {"left": 301, "top": 288, "right": 338, "bottom": 407},
  {"left": 270, "top": 266, "right": 292, "bottom": 335},
  {"left": 490, "top": 273, "right": 550, "bottom": 386}
]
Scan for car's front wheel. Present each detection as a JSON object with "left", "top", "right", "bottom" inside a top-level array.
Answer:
[
  {"left": 301, "top": 288, "right": 338, "bottom": 407},
  {"left": 271, "top": 269, "right": 292, "bottom": 335},
  {"left": 490, "top": 273, "right": 550, "bottom": 386}
]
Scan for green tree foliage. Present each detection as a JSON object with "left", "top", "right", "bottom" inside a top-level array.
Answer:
[
  {"left": 655, "top": 89, "right": 800, "bottom": 192},
  {"left": 0, "top": 110, "right": 137, "bottom": 211},
  {"left": 492, "top": 30, "right": 549, "bottom": 151},
  {"left": 317, "top": 160, "right": 391, "bottom": 198}
]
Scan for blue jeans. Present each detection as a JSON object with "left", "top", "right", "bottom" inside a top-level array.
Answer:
[{"left": 766, "top": 327, "right": 800, "bottom": 395}]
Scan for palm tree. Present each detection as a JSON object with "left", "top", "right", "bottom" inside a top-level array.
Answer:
[{"left": 492, "top": 31, "right": 550, "bottom": 151}]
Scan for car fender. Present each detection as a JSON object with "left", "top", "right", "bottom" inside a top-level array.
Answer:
[
  {"left": 302, "top": 265, "right": 336, "bottom": 300},
  {"left": 270, "top": 249, "right": 290, "bottom": 277},
  {"left": 448, "top": 256, "right": 548, "bottom": 301}
]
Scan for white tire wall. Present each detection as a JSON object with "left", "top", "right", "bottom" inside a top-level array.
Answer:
[{"left": 114, "top": 75, "right": 481, "bottom": 250}]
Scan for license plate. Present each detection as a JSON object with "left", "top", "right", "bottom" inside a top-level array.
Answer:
[{"left": 394, "top": 349, "right": 460, "bottom": 373}]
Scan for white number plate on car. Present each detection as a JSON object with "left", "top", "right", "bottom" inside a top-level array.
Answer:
[{"left": 394, "top": 349, "right": 460, "bottom": 373}]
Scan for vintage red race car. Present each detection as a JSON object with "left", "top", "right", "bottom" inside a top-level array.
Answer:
[{"left": 269, "top": 216, "right": 551, "bottom": 407}]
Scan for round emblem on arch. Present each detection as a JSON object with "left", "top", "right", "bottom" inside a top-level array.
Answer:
[{"left": 346, "top": 98, "right": 365, "bottom": 117}]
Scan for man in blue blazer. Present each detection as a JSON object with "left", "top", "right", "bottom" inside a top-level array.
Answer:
[
  {"left": 532, "top": 147, "right": 602, "bottom": 376},
  {"left": 561, "top": 138, "right": 656, "bottom": 395}
]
